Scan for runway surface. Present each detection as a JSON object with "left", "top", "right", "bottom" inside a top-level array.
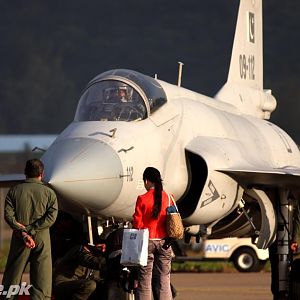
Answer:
[
  {"left": 171, "top": 272, "right": 272, "bottom": 300},
  {"left": 0, "top": 272, "right": 272, "bottom": 299}
]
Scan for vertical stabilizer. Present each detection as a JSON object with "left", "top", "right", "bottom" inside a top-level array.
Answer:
[
  {"left": 215, "top": 0, "right": 277, "bottom": 120},
  {"left": 228, "top": 0, "right": 263, "bottom": 89}
]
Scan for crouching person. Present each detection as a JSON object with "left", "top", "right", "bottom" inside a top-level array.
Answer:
[
  {"left": 53, "top": 241, "right": 106, "bottom": 300},
  {"left": 105, "top": 227, "right": 138, "bottom": 300}
]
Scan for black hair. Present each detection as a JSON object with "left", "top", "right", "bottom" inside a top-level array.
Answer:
[
  {"left": 143, "top": 167, "right": 163, "bottom": 219},
  {"left": 24, "top": 159, "right": 44, "bottom": 178}
]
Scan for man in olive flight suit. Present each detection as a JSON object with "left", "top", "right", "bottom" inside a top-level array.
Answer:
[{"left": 2, "top": 158, "right": 58, "bottom": 300}]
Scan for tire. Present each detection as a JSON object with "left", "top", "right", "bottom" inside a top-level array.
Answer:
[{"left": 232, "top": 247, "right": 265, "bottom": 272}]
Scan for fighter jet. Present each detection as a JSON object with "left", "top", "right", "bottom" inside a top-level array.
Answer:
[{"left": 1, "top": 0, "right": 299, "bottom": 297}]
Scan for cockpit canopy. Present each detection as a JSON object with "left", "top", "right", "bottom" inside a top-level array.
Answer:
[{"left": 75, "top": 69, "right": 167, "bottom": 122}]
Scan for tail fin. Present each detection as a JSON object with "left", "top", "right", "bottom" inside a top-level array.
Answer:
[
  {"left": 215, "top": 0, "right": 277, "bottom": 119},
  {"left": 228, "top": 0, "right": 263, "bottom": 89}
]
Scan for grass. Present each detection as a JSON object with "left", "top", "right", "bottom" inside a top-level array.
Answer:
[
  {"left": 172, "top": 261, "right": 236, "bottom": 273},
  {"left": 0, "top": 241, "right": 31, "bottom": 273},
  {"left": 172, "top": 260, "right": 271, "bottom": 273},
  {"left": 0, "top": 256, "right": 8, "bottom": 272},
  {"left": 0, "top": 242, "right": 10, "bottom": 272}
]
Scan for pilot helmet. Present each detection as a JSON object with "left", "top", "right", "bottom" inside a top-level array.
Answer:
[{"left": 118, "top": 85, "right": 132, "bottom": 102}]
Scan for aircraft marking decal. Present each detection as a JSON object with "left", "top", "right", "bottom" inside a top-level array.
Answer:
[
  {"left": 119, "top": 166, "right": 134, "bottom": 181},
  {"left": 118, "top": 146, "right": 134, "bottom": 153},
  {"left": 239, "top": 54, "right": 255, "bottom": 80},
  {"left": 201, "top": 180, "right": 220, "bottom": 208},
  {"left": 248, "top": 12, "right": 255, "bottom": 43},
  {"left": 136, "top": 179, "right": 144, "bottom": 190},
  {"left": 126, "top": 166, "right": 133, "bottom": 181}
]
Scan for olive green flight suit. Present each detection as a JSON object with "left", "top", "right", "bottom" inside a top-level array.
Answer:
[{"left": 2, "top": 178, "right": 58, "bottom": 300}]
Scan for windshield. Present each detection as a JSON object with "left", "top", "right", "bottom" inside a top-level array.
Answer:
[
  {"left": 88, "top": 69, "right": 167, "bottom": 114},
  {"left": 75, "top": 81, "right": 147, "bottom": 122}
]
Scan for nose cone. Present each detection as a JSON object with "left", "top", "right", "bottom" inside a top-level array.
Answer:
[{"left": 42, "top": 138, "right": 123, "bottom": 211}]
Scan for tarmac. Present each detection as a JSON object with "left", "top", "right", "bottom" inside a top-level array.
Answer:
[
  {"left": 171, "top": 272, "right": 272, "bottom": 300},
  {"left": 1, "top": 272, "right": 272, "bottom": 300}
]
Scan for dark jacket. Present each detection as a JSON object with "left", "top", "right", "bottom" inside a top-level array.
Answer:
[{"left": 53, "top": 245, "right": 106, "bottom": 286}]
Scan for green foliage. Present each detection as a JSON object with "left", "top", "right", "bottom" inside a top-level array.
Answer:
[
  {"left": 0, "top": 241, "right": 11, "bottom": 272},
  {"left": 0, "top": 1, "right": 299, "bottom": 142},
  {"left": 171, "top": 260, "right": 271, "bottom": 273},
  {"left": 172, "top": 261, "right": 236, "bottom": 273},
  {"left": 0, "top": 256, "right": 7, "bottom": 273}
]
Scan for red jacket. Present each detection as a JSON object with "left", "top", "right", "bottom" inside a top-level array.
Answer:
[{"left": 132, "top": 189, "right": 170, "bottom": 239}]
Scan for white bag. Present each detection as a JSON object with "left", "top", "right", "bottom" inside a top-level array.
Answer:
[{"left": 120, "top": 228, "right": 149, "bottom": 267}]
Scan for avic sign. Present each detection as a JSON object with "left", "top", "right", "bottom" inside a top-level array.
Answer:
[{"left": 205, "top": 244, "right": 230, "bottom": 252}]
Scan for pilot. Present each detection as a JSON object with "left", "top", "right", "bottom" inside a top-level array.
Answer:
[
  {"left": 2, "top": 158, "right": 58, "bottom": 300},
  {"left": 118, "top": 87, "right": 130, "bottom": 103}
]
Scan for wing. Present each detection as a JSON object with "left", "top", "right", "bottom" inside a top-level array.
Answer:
[
  {"left": 218, "top": 166, "right": 300, "bottom": 189},
  {"left": 183, "top": 136, "right": 300, "bottom": 249},
  {"left": 0, "top": 174, "right": 25, "bottom": 188}
]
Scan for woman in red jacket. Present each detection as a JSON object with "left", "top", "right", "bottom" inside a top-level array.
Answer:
[{"left": 133, "top": 167, "right": 173, "bottom": 300}]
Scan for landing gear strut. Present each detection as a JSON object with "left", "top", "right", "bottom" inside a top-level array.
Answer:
[{"left": 271, "top": 190, "right": 295, "bottom": 300}]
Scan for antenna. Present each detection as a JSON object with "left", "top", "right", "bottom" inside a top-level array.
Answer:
[
  {"left": 32, "top": 146, "right": 46, "bottom": 152},
  {"left": 154, "top": 74, "right": 158, "bottom": 79},
  {"left": 177, "top": 61, "right": 184, "bottom": 87}
]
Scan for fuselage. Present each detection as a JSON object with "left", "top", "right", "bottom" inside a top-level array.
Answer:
[{"left": 41, "top": 69, "right": 300, "bottom": 225}]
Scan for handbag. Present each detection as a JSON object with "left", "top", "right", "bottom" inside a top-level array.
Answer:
[
  {"left": 120, "top": 228, "right": 149, "bottom": 267},
  {"left": 166, "top": 194, "right": 184, "bottom": 239}
]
